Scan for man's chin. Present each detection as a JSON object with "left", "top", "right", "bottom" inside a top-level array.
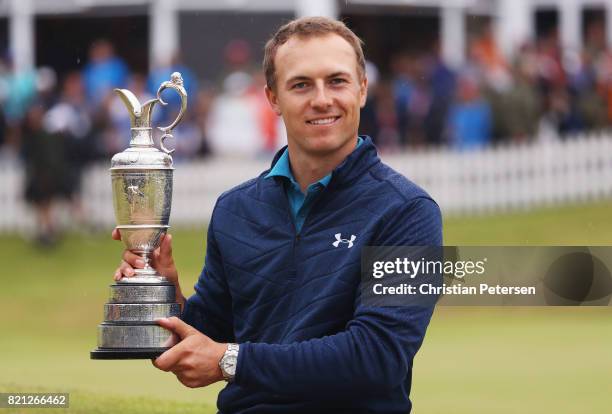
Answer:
[
  {"left": 303, "top": 140, "right": 345, "bottom": 156},
  {"left": 302, "top": 134, "right": 354, "bottom": 153}
]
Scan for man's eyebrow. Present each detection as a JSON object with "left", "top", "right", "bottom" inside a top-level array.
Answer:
[
  {"left": 327, "top": 71, "right": 351, "bottom": 79},
  {"left": 285, "top": 71, "right": 352, "bottom": 86},
  {"left": 285, "top": 76, "right": 310, "bottom": 86}
]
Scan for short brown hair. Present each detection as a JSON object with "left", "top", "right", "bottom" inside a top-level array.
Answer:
[{"left": 263, "top": 16, "right": 365, "bottom": 90}]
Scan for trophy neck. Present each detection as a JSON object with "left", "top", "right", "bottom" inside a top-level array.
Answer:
[{"left": 130, "top": 127, "right": 154, "bottom": 147}]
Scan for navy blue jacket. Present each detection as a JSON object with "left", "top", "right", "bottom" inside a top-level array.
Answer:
[{"left": 182, "top": 137, "right": 442, "bottom": 413}]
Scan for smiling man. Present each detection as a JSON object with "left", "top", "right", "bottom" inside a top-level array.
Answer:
[
  {"left": 263, "top": 26, "right": 367, "bottom": 193},
  {"left": 116, "top": 16, "right": 442, "bottom": 413}
]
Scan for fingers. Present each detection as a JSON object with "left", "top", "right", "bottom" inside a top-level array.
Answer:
[
  {"left": 112, "top": 228, "right": 134, "bottom": 281},
  {"left": 160, "top": 233, "right": 173, "bottom": 258},
  {"left": 157, "top": 317, "right": 195, "bottom": 340},
  {"left": 114, "top": 260, "right": 135, "bottom": 281},
  {"left": 153, "top": 345, "right": 182, "bottom": 372},
  {"left": 113, "top": 250, "right": 145, "bottom": 281},
  {"left": 123, "top": 250, "right": 145, "bottom": 268},
  {"left": 154, "top": 233, "right": 174, "bottom": 265},
  {"left": 152, "top": 323, "right": 193, "bottom": 372}
]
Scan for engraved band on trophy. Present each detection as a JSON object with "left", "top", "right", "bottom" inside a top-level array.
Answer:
[{"left": 91, "top": 72, "right": 187, "bottom": 360}]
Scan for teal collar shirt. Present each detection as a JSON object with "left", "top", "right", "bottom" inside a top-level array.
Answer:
[{"left": 266, "top": 137, "right": 363, "bottom": 232}]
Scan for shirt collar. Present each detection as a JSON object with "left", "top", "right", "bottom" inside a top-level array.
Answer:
[{"left": 265, "top": 137, "right": 363, "bottom": 188}]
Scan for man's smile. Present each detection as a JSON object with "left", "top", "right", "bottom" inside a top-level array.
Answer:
[{"left": 306, "top": 116, "right": 341, "bottom": 125}]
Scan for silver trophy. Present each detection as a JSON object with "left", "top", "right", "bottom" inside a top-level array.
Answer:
[{"left": 91, "top": 73, "right": 187, "bottom": 359}]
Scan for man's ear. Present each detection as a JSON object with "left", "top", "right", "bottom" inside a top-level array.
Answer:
[
  {"left": 359, "top": 76, "right": 368, "bottom": 108},
  {"left": 265, "top": 85, "right": 282, "bottom": 116}
]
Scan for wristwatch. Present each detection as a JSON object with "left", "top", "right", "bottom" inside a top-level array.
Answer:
[{"left": 219, "top": 343, "right": 239, "bottom": 382}]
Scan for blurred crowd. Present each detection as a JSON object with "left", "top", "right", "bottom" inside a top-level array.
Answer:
[
  {"left": 0, "top": 39, "right": 283, "bottom": 245},
  {"left": 363, "top": 20, "right": 612, "bottom": 151},
  {"left": 1, "top": 20, "right": 612, "bottom": 244}
]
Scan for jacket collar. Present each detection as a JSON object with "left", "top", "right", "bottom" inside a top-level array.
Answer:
[{"left": 267, "top": 135, "right": 380, "bottom": 189}]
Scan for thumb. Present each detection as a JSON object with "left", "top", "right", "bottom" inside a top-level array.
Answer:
[
  {"left": 158, "top": 233, "right": 173, "bottom": 262},
  {"left": 157, "top": 316, "right": 194, "bottom": 340}
]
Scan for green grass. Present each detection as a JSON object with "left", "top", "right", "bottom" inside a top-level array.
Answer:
[
  {"left": 1, "top": 201, "right": 611, "bottom": 413},
  {"left": 444, "top": 200, "right": 612, "bottom": 245}
]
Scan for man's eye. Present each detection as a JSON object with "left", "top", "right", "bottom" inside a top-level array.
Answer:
[
  {"left": 292, "top": 82, "right": 308, "bottom": 89},
  {"left": 330, "top": 78, "right": 347, "bottom": 85}
]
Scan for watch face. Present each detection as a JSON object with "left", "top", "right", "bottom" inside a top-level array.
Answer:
[{"left": 223, "top": 355, "right": 237, "bottom": 376}]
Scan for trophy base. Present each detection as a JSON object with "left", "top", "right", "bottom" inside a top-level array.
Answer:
[
  {"left": 90, "top": 347, "right": 170, "bottom": 360},
  {"left": 92, "top": 282, "right": 180, "bottom": 361}
]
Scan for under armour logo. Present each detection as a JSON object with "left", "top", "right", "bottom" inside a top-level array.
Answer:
[{"left": 332, "top": 233, "right": 356, "bottom": 248}]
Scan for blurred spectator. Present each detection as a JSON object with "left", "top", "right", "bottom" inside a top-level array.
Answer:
[
  {"left": 599, "top": 51, "right": 612, "bottom": 124},
  {"left": 207, "top": 70, "right": 263, "bottom": 156},
  {"left": 467, "top": 23, "right": 512, "bottom": 143},
  {"left": 1, "top": 60, "right": 38, "bottom": 126},
  {"left": 22, "top": 102, "right": 64, "bottom": 246},
  {"left": 390, "top": 52, "right": 413, "bottom": 146},
  {"left": 83, "top": 39, "right": 129, "bottom": 108},
  {"left": 503, "top": 43, "right": 541, "bottom": 142},
  {"left": 193, "top": 88, "right": 214, "bottom": 157},
  {"left": 469, "top": 22, "right": 509, "bottom": 86},
  {"left": 584, "top": 18, "right": 606, "bottom": 62},
  {"left": 207, "top": 39, "right": 284, "bottom": 157},
  {"left": 224, "top": 39, "right": 252, "bottom": 79},
  {"left": 404, "top": 55, "right": 432, "bottom": 147},
  {"left": 447, "top": 72, "right": 491, "bottom": 150},
  {"left": 247, "top": 70, "right": 281, "bottom": 154},
  {"left": 534, "top": 29, "right": 575, "bottom": 135},
  {"left": 424, "top": 48, "right": 456, "bottom": 145},
  {"left": 0, "top": 97, "right": 6, "bottom": 150},
  {"left": 374, "top": 80, "right": 401, "bottom": 152},
  {"left": 35, "top": 67, "right": 58, "bottom": 108},
  {"left": 43, "top": 72, "right": 93, "bottom": 230},
  {"left": 573, "top": 51, "right": 607, "bottom": 130}
]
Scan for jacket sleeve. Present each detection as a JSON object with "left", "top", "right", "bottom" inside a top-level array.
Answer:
[
  {"left": 234, "top": 196, "right": 442, "bottom": 397},
  {"left": 181, "top": 203, "right": 235, "bottom": 343}
]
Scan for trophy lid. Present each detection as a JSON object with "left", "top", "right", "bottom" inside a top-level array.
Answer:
[{"left": 110, "top": 72, "right": 187, "bottom": 171}]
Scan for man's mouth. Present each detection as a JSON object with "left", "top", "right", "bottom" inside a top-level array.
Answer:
[{"left": 306, "top": 116, "right": 340, "bottom": 125}]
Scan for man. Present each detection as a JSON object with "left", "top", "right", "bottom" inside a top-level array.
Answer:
[{"left": 115, "top": 17, "right": 441, "bottom": 413}]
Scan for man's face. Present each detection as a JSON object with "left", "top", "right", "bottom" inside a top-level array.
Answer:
[{"left": 265, "top": 34, "right": 367, "bottom": 157}]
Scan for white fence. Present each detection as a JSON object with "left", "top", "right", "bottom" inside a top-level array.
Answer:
[{"left": 2, "top": 133, "right": 612, "bottom": 234}]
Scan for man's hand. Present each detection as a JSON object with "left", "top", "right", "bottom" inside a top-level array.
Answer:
[
  {"left": 153, "top": 317, "right": 228, "bottom": 388},
  {"left": 112, "top": 229, "right": 184, "bottom": 307}
]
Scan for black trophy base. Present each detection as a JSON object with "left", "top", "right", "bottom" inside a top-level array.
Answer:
[{"left": 91, "top": 347, "right": 170, "bottom": 360}]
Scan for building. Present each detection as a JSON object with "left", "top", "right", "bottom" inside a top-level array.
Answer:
[{"left": 0, "top": 0, "right": 609, "bottom": 80}]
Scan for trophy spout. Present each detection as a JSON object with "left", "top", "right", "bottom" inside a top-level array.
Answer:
[
  {"left": 114, "top": 89, "right": 159, "bottom": 147},
  {"left": 114, "top": 72, "right": 186, "bottom": 152}
]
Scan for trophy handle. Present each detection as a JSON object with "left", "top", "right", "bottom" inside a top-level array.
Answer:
[{"left": 155, "top": 72, "right": 188, "bottom": 154}]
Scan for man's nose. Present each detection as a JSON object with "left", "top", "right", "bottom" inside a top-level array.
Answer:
[{"left": 310, "top": 84, "right": 333, "bottom": 110}]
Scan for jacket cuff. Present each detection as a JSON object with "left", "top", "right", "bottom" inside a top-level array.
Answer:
[{"left": 233, "top": 341, "right": 251, "bottom": 387}]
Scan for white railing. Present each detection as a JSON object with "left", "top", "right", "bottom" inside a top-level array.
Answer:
[{"left": 2, "top": 133, "right": 612, "bottom": 234}]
